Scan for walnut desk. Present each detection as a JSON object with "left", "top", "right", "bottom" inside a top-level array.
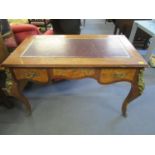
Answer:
[{"left": 2, "top": 35, "right": 148, "bottom": 117}]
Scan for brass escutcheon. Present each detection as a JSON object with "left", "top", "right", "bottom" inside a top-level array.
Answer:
[
  {"left": 112, "top": 73, "right": 126, "bottom": 78},
  {"left": 25, "top": 72, "right": 38, "bottom": 79}
]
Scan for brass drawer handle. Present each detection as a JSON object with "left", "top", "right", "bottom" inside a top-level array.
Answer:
[
  {"left": 112, "top": 73, "right": 126, "bottom": 78},
  {"left": 25, "top": 72, "right": 38, "bottom": 79}
]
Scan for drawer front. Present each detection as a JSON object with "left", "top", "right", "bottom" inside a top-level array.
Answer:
[
  {"left": 13, "top": 69, "right": 49, "bottom": 82},
  {"left": 99, "top": 69, "right": 137, "bottom": 83},
  {"left": 51, "top": 68, "right": 96, "bottom": 79}
]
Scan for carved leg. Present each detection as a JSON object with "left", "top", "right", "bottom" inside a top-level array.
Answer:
[
  {"left": 5, "top": 69, "right": 32, "bottom": 115},
  {"left": 122, "top": 69, "right": 144, "bottom": 117},
  {"left": 12, "top": 81, "right": 32, "bottom": 115},
  {"left": 121, "top": 82, "right": 140, "bottom": 117}
]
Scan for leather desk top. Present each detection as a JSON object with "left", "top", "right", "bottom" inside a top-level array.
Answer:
[
  {"left": 2, "top": 35, "right": 148, "bottom": 68},
  {"left": 21, "top": 36, "right": 129, "bottom": 58}
]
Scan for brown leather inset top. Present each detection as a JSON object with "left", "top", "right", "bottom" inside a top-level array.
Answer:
[{"left": 21, "top": 37, "right": 129, "bottom": 58}]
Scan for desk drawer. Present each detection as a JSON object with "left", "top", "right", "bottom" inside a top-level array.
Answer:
[
  {"left": 13, "top": 69, "right": 49, "bottom": 82},
  {"left": 51, "top": 68, "right": 96, "bottom": 79},
  {"left": 99, "top": 69, "right": 137, "bottom": 83}
]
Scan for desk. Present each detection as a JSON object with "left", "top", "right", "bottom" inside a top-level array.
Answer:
[
  {"left": 129, "top": 20, "right": 155, "bottom": 61},
  {"left": 2, "top": 35, "right": 148, "bottom": 117}
]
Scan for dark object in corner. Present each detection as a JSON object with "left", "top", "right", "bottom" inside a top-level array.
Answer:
[
  {"left": 0, "top": 89, "right": 15, "bottom": 109},
  {"left": 51, "top": 19, "right": 81, "bottom": 34},
  {"left": 0, "top": 71, "right": 15, "bottom": 109}
]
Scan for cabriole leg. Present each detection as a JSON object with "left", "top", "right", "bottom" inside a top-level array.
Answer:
[
  {"left": 122, "top": 69, "right": 144, "bottom": 117},
  {"left": 5, "top": 69, "right": 32, "bottom": 115}
]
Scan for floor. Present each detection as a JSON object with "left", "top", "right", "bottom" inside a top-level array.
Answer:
[{"left": 0, "top": 19, "right": 155, "bottom": 135}]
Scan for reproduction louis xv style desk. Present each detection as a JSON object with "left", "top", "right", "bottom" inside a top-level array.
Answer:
[{"left": 2, "top": 35, "right": 148, "bottom": 117}]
